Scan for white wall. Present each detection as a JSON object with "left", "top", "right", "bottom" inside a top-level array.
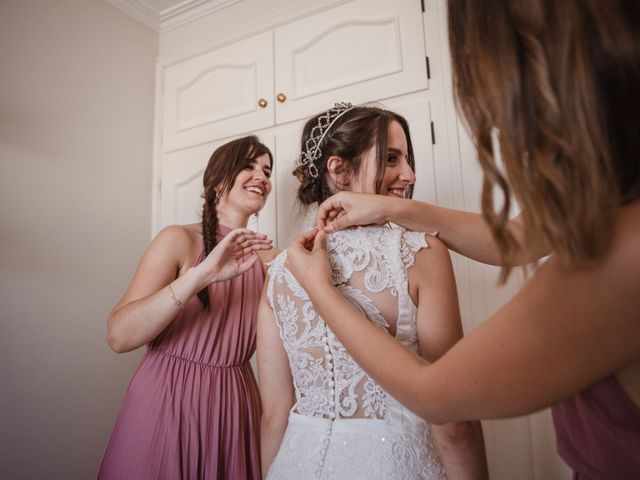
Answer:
[{"left": 0, "top": 1, "right": 157, "bottom": 478}]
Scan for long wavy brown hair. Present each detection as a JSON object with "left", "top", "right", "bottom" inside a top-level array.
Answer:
[
  {"left": 198, "top": 135, "right": 273, "bottom": 308},
  {"left": 448, "top": 0, "right": 640, "bottom": 280},
  {"left": 294, "top": 105, "right": 416, "bottom": 206}
]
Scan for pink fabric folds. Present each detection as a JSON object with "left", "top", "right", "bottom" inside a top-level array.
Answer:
[
  {"left": 99, "top": 225, "right": 264, "bottom": 479},
  {"left": 552, "top": 375, "right": 640, "bottom": 479}
]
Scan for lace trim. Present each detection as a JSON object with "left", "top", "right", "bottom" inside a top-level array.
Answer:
[
  {"left": 396, "top": 230, "right": 429, "bottom": 350},
  {"left": 401, "top": 230, "right": 429, "bottom": 270}
]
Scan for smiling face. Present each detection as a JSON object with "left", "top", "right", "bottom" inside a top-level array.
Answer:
[
  {"left": 217, "top": 153, "right": 272, "bottom": 217},
  {"left": 351, "top": 120, "right": 416, "bottom": 197}
]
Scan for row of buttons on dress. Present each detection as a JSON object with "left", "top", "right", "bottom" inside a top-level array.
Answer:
[
  {"left": 316, "top": 327, "right": 336, "bottom": 478},
  {"left": 323, "top": 332, "right": 336, "bottom": 418}
]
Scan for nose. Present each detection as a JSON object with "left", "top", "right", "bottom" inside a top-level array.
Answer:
[
  {"left": 400, "top": 159, "right": 416, "bottom": 185},
  {"left": 253, "top": 168, "right": 267, "bottom": 183}
]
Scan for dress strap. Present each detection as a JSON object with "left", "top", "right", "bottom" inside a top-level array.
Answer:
[{"left": 192, "top": 240, "right": 206, "bottom": 267}]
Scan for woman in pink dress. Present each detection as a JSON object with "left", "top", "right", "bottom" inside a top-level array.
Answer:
[{"left": 99, "top": 135, "right": 276, "bottom": 479}]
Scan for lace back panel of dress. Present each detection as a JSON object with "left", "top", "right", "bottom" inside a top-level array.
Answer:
[{"left": 267, "top": 226, "right": 427, "bottom": 421}]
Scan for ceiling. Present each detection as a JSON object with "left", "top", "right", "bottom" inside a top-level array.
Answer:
[{"left": 106, "top": 0, "right": 240, "bottom": 33}]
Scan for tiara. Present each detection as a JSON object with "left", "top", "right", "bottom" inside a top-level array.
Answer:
[{"left": 300, "top": 102, "right": 354, "bottom": 178}]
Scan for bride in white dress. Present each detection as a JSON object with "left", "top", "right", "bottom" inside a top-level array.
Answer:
[{"left": 258, "top": 104, "right": 488, "bottom": 479}]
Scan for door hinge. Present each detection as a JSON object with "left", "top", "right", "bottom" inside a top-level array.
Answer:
[
  {"left": 426, "top": 56, "right": 431, "bottom": 79},
  {"left": 430, "top": 121, "right": 436, "bottom": 145},
  {"left": 421, "top": 0, "right": 426, "bottom": 13}
]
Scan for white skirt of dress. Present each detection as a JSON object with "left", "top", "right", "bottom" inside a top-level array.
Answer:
[{"left": 266, "top": 411, "right": 447, "bottom": 480}]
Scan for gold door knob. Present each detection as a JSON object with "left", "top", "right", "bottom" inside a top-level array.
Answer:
[
  {"left": 276, "top": 93, "right": 287, "bottom": 103},
  {"left": 258, "top": 98, "right": 268, "bottom": 108}
]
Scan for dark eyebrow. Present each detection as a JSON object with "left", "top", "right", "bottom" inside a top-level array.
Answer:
[
  {"left": 246, "top": 158, "right": 271, "bottom": 168},
  {"left": 387, "top": 147, "right": 407, "bottom": 158}
]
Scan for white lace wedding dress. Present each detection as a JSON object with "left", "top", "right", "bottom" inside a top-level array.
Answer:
[{"left": 265, "top": 226, "right": 447, "bottom": 480}]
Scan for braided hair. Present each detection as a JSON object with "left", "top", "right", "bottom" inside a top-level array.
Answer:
[{"left": 198, "top": 135, "right": 273, "bottom": 308}]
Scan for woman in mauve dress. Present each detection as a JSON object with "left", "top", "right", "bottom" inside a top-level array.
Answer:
[{"left": 98, "top": 135, "right": 277, "bottom": 480}]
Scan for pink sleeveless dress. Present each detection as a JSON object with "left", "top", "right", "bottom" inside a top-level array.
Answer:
[
  {"left": 552, "top": 375, "right": 640, "bottom": 479},
  {"left": 99, "top": 225, "right": 264, "bottom": 479}
]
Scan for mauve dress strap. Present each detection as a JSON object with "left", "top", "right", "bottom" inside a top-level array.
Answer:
[{"left": 552, "top": 375, "right": 640, "bottom": 479}]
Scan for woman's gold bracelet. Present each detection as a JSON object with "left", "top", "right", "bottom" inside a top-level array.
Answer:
[{"left": 168, "top": 284, "right": 185, "bottom": 308}]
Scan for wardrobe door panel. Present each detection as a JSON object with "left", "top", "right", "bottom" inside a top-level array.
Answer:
[
  {"left": 162, "top": 31, "right": 274, "bottom": 152},
  {"left": 381, "top": 93, "right": 437, "bottom": 206},
  {"left": 274, "top": 121, "right": 310, "bottom": 250},
  {"left": 275, "top": 0, "right": 428, "bottom": 124},
  {"left": 160, "top": 143, "right": 216, "bottom": 227}
]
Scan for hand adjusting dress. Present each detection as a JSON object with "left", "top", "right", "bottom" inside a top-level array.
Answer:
[
  {"left": 99, "top": 224, "right": 263, "bottom": 480},
  {"left": 265, "top": 226, "right": 447, "bottom": 480}
]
